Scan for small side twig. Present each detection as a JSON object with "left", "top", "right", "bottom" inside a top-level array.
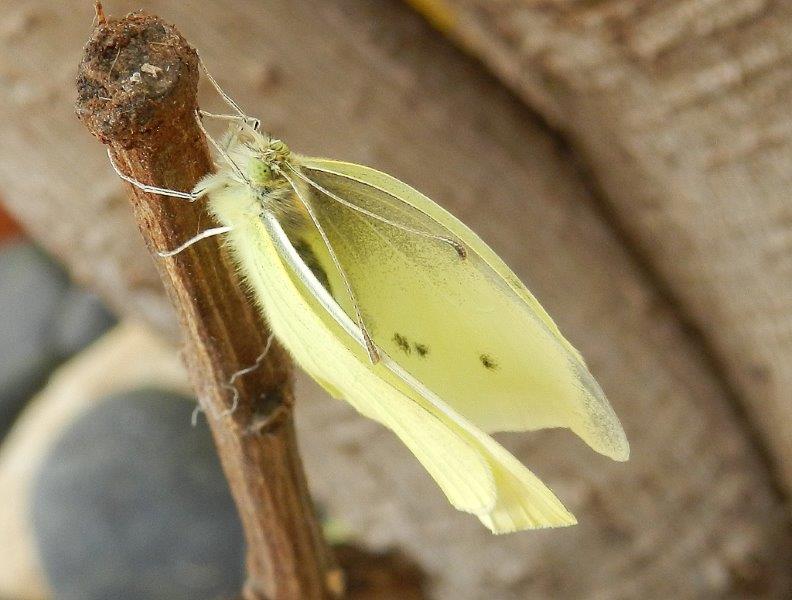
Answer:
[{"left": 76, "top": 9, "right": 338, "bottom": 600}]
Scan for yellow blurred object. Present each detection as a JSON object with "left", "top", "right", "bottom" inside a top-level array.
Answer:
[{"left": 405, "top": 0, "right": 457, "bottom": 33}]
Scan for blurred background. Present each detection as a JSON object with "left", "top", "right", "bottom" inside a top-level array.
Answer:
[{"left": 0, "top": 1, "right": 790, "bottom": 598}]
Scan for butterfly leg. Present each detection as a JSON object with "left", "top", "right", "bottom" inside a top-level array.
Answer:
[
  {"left": 220, "top": 332, "right": 276, "bottom": 418},
  {"left": 107, "top": 149, "right": 207, "bottom": 201},
  {"left": 157, "top": 225, "right": 234, "bottom": 258},
  {"left": 198, "top": 109, "right": 261, "bottom": 133},
  {"left": 190, "top": 329, "right": 276, "bottom": 426},
  {"left": 197, "top": 56, "right": 260, "bottom": 131},
  {"left": 193, "top": 110, "right": 252, "bottom": 185},
  {"left": 282, "top": 170, "right": 381, "bottom": 364}
]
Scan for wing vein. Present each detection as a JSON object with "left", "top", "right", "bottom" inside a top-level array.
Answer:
[
  {"left": 280, "top": 167, "right": 381, "bottom": 363},
  {"left": 290, "top": 164, "right": 466, "bottom": 258}
]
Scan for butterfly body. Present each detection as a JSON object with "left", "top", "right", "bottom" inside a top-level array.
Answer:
[{"left": 193, "top": 122, "right": 628, "bottom": 533}]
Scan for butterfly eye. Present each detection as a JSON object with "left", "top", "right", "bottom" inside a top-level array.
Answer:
[
  {"left": 249, "top": 157, "right": 273, "bottom": 184},
  {"left": 268, "top": 139, "right": 290, "bottom": 159}
]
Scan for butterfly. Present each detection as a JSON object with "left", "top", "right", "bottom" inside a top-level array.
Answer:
[{"left": 110, "top": 61, "right": 629, "bottom": 533}]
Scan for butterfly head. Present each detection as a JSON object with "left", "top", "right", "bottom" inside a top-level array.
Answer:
[
  {"left": 266, "top": 138, "right": 291, "bottom": 162},
  {"left": 247, "top": 138, "right": 291, "bottom": 186}
]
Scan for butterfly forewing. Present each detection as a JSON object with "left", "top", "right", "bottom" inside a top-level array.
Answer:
[{"left": 290, "top": 157, "right": 628, "bottom": 461}]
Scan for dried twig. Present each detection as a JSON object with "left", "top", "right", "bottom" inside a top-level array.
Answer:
[{"left": 76, "top": 9, "right": 338, "bottom": 600}]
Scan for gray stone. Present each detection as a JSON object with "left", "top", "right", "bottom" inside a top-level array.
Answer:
[
  {"left": 52, "top": 287, "right": 116, "bottom": 357},
  {"left": 32, "top": 389, "right": 245, "bottom": 600},
  {"left": 0, "top": 242, "right": 69, "bottom": 437}
]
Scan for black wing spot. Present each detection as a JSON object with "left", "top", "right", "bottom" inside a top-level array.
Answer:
[
  {"left": 393, "top": 333, "right": 411, "bottom": 355},
  {"left": 480, "top": 353, "right": 498, "bottom": 371},
  {"left": 414, "top": 343, "right": 429, "bottom": 357}
]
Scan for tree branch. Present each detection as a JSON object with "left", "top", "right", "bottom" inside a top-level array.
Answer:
[{"left": 76, "top": 10, "right": 338, "bottom": 600}]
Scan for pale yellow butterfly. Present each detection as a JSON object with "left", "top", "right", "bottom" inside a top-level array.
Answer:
[{"left": 110, "top": 61, "right": 629, "bottom": 533}]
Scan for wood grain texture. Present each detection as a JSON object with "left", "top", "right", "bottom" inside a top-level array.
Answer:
[
  {"left": 0, "top": 1, "right": 789, "bottom": 597},
  {"left": 417, "top": 0, "right": 792, "bottom": 499}
]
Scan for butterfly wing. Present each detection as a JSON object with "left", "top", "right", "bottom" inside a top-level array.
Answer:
[
  {"left": 288, "top": 157, "right": 629, "bottom": 462},
  {"left": 258, "top": 211, "right": 576, "bottom": 531},
  {"left": 209, "top": 183, "right": 508, "bottom": 515}
]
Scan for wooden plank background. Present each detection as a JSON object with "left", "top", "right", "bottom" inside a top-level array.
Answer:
[
  {"left": 418, "top": 0, "right": 792, "bottom": 499},
  {"left": 0, "top": 1, "right": 789, "bottom": 598}
]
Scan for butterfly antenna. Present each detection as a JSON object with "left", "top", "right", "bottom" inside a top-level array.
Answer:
[
  {"left": 194, "top": 110, "right": 251, "bottom": 185},
  {"left": 281, "top": 169, "right": 381, "bottom": 364},
  {"left": 197, "top": 55, "right": 261, "bottom": 131},
  {"left": 287, "top": 165, "right": 466, "bottom": 259}
]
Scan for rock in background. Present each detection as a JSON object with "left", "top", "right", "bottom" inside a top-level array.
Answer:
[
  {"left": 0, "top": 324, "right": 192, "bottom": 599},
  {"left": 32, "top": 389, "right": 245, "bottom": 600},
  {"left": 0, "top": 240, "right": 114, "bottom": 439}
]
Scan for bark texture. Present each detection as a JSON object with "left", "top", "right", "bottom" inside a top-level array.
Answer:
[
  {"left": 74, "top": 11, "right": 335, "bottom": 600},
  {"left": 0, "top": 1, "right": 789, "bottom": 598},
  {"left": 414, "top": 0, "right": 792, "bottom": 498}
]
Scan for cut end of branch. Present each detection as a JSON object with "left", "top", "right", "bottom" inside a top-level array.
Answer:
[{"left": 76, "top": 10, "right": 198, "bottom": 150}]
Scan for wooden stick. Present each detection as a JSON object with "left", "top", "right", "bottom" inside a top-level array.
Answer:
[{"left": 76, "top": 9, "right": 338, "bottom": 600}]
